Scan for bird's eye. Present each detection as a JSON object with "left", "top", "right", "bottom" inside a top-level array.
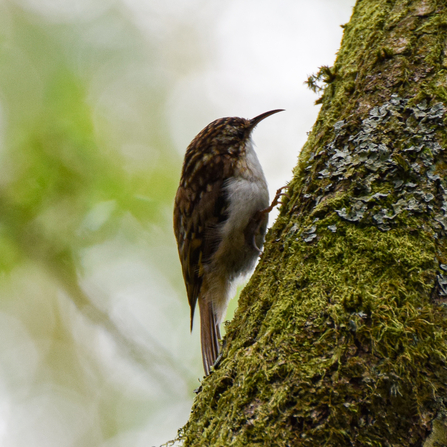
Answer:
[{"left": 235, "top": 128, "right": 246, "bottom": 139}]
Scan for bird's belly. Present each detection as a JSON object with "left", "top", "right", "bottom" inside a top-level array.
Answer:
[{"left": 214, "top": 175, "right": 269, "bottom": 278}]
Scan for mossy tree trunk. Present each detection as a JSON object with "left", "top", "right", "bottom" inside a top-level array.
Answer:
[{"left": 179, "top": 1, "right": 447, "bottom": 445}]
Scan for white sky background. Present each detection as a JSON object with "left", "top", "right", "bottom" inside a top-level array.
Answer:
[
  {"left": 121, "top": 0, "right": 356, "bottom": 219},
  {"left": 160, "top": 0, "right": 357, "bottom": 220},
  {"left": 1, "top": 0, "right": 357, "bottom": 445}
]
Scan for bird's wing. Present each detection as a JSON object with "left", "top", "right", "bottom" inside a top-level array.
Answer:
[{"left": 174, "top": 148, "right": 236, "bottom": 329}]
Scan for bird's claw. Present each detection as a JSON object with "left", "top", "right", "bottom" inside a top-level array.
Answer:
[{"left": 260, "top": 185, "right": 289, "bottom": 215}]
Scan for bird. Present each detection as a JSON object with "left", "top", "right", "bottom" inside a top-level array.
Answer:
[{"left": 173, "top": 109, "right": 284, "bottom": 375}]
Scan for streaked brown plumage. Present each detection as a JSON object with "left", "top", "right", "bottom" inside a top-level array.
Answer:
[{"left": 174, "top": 109, "right": 283, "bottom": 375}]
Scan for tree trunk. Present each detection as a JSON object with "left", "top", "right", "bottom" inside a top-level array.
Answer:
[{"left": 179, "top": 1, "right": 447, "bottom": 445}]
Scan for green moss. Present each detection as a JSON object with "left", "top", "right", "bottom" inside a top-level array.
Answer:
[{"left": 181, "top": 221, "right": 446, "bottom": 445}]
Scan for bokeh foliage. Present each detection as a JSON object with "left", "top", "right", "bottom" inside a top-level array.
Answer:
[{"left": 0, "top": 2, "right": 196, "bottom": 445}]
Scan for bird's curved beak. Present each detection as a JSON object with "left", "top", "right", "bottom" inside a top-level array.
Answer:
[{"left": 249, "top": 109, "right": 285, "bottom": 129}]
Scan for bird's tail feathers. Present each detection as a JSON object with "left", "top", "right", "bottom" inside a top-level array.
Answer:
[{"left": 199, "top": 298, "right": 221, "bottom": 375}]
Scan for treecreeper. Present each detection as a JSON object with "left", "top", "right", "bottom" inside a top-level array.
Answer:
[{"left": 174, "top": 109, "right": 284, "bottom": 375}]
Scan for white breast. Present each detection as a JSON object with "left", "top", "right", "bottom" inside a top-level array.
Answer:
[{"left": 224, "top": 139, "right": 269, "bottom": 236}]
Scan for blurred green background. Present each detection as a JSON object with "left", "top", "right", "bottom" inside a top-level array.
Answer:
[{"left": 0, "top": 0, "right": 354, "bottom": 445}]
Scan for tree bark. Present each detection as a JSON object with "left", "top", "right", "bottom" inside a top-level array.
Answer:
[{"left": 179, "top": 0, "right": 447, "bottom": 445}]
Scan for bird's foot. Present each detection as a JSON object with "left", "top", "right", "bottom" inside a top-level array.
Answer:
[{"left": 260, "top": 185, "right": 289, "bottom": 215}]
